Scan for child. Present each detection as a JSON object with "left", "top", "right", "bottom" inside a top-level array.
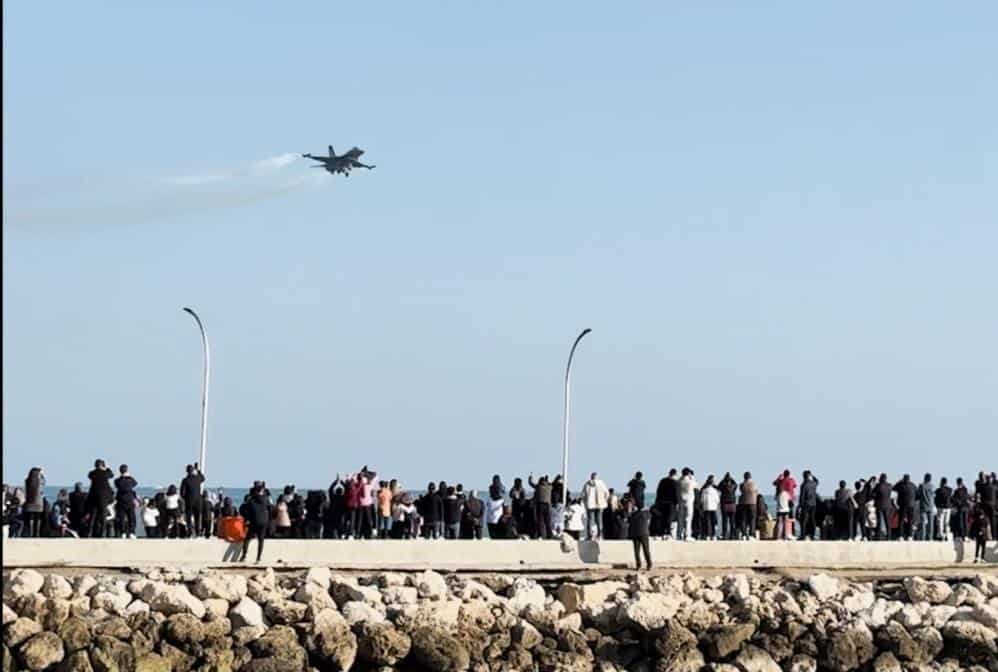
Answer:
[
  {"left": 777, "top": 488, "right": 793, "bottom": 540},
  {"left": 864, "top": 500, "right": 877, "bottom": 541},
  {"left": 142, "top": 499, "right": 161, "bottom": 538},
  {"left": 970, "top": 498, "right": 991, "bottom": 564}
]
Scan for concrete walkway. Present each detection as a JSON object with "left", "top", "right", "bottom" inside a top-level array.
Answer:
[{"left": 4, "top": 537, "right": 995, "bottom": 571}]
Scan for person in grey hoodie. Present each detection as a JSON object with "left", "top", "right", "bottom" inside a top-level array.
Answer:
[{"left": 917, "top": 474, "right": 936, "bottom": 541}]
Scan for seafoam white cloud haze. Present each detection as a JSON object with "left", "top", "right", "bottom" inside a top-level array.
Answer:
[{"left": 5, "top": 153, "right": 327, "bottom": 231}]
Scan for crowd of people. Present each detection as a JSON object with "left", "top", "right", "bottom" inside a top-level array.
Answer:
[{"left": 4, "top": 462, "right": 996, "bottom": 565}]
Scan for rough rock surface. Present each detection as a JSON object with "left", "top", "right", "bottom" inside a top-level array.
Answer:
[{"left": 3, "top": 568, "right": 997, "bottom": 672}]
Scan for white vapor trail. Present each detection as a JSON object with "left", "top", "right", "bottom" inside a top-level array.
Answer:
[{"left": 4, "top": 153, "right": 327, "bottom": 231}]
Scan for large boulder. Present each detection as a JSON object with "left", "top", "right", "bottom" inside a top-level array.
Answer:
[
  {"left": 2, "top": 604, "right": 17, "bottom": 626},
  {"left": 507, "top": 579, "right": 546, "bottom": 616},
  {"left": 621, "top": 592, "right": 683, "bottom": 633},
  {"left": 93, "top": 618, "right": 132, "bottom": 641},
  {"left": 355, "top": 622, "right": 411, "bottom": 666},
  {"left": 133, "top": 653, "right": 169, "bottom": 672},
  {"left": 557, "top": 581, "right": 627, "bottom": 614},
  {"left": 871, "top": 652, "right": 902, "bottom": 672},
  {"left": 903, "top": 577, "right": 952, "bottom": 605},
  {"left": 291, "top": 582, "right": 335, "bottom": 611},
  {"left": 303, "top": 568, "right": 331, "bottom": 590},
  {"left": 302, "top": 612, "right": 355, "bottom": 672},
  {"left": 262, "top": 600, "right": 307, "bottom": 626},
  {"left": 58, "top": 618, "right": 92, "bottom": 652},
  {"left": 413, "top": 570, "right": 448, "bottom": 600},
  {"left": 42, "top": 576, "right": 74, "bottom": 601},
  {"left": 806, "top": 574, "right": 841, "bottom": 602},
  {"left": 381, "top": 586, "right": 418, "bottom": 607},
  {"left": 4, "top": 618, "right": 42, "bottom": 648},
  {"left": 409, "top": 625, "right": 470, "bottom": 672},
  {"left": 248, "top": 626, "right": 306, "bottom": 671},
  {"left": 190, "top": 574, "right": 247, "bottom": 605},
  {"left": 228, "top": 598, "right": 265, "bottom": 629},
  {"left": 58, "top": 650, "right": 95, "bottom": 672},
  {"left": 156, "top": 642, "right": 193, "bottom": 672},
  {"left": 511, "top": 621, "right": 543, "bottom": 650},
  {"left": 340, "top": 601, "right": 385, "bottom": 627},
  {"left": 700, "top": 622, "right": 755, "bottom": 660},
  {"left": 90, "top": 587, "right": 133, "bottom": 617},
  {"left": 19, "top": 632, "right": 65, "bottom": 671},
  {"left": 823, "top": 622, "right": 875, "bottom": 672},
  {"left": 971, "top": 573, "right": 998, "bottom": 598},
  {"left": 940, "top": 620, "right": 998, "bottom": 663},
  {"left": 145, "top": 585, "right": 205, "bottom": 619},
  {"left": 723, "top": 574, "right": 752, "bottom": 604},
  {"left": 3, "top": 571, "right": 45, "bottom": 601},
  {"left": 785, "top": 654, "right": 817, "bottom": 672},
  {"left": 162, "top": 614, "right": 205, "bottom": 646},
  {"left": 92, "top": 636, "right": 135, "bottom": 672},
  {"left": 733, "top": 643, "right": 780, "bottom": 672},
  {"left": 876, "top": 622, "right": 943, "bottom": 664}
]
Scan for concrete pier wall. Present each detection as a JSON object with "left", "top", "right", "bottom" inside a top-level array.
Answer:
[{"left": 3, "top": 537, "right": 994, "bottom": 570}]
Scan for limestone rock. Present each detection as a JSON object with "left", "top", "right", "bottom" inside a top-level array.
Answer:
[
  {"left": 302, "top": 615, "right": 355, "bottom": 672},
  {"left": 4, "top": 571, "right": 45, "bottom": 601},
  {"left": 93, "top": 617, "right": 132, "bottom": 641},
  {"left": 784, "top": 653, "right": 817, "bottom": 672},
  {"left": 228, "top": 598, "right": 265, "bottom": 629},
  {"left": 904, "top": 577, "right": 953, "bottom": 605},
  {"left": 410, "top": 625, "right": 470, "bottom": 672},
  {"left": 330, "top": 577, "right": 381, "bottom": 607},
  {"left": 507, "top": 578, "right": 546, "bottom": 616},
  {"left": 732, "top": 643, "right": 779, "bottom": 672},
  {"left": 940, "top": 620, "right": 998, "bottom": 663},
  {"left": 57, "top": 650, "right": 94, "bottom": 672},
  {"left": 972, "top": 573, "right": 998, "bottom": 598},
  {"left": 18, "top": 632, "right": 64, "bottom": 671},
  {"left": 871, "top": 652, "right": 903, "bottom": 672},
  {"left": 201, "top": 599, "right": 229, "bottom": 621},
  {"left": 341, "top": 601, "right": 385, "bottom": 627},
  {"left": 557, "top": 581, "right": 628, "bottom": 615},
  {"left": 2, "top": 604, "right": 17, "bottom": 626},
  {"left": 4, "top": 618, "right": 43, "bottom": 648},
  {"left": 263, "top": 600, "right": 307, "bottom": 626},
  {"left": 162, "top": 613, "right": 205, "bottom": 646},
  {"left": 355, "top": 622, "right": 410, "bottom": 666},
  {"left": 231, "top": 625, "right": 265, "bottom": 647},
  {"left": 948, "top": 583, "right": 986, "bottom": 608},
  {"left": 381, "top": 586, "right": 418, "bottom": 607},
  {"left": 146, "top": 585, "right": 205, "bottom": 619},
  {"left": 42, "top": 576, "right": 74, "bottom": 601},
  {"left": 876, "top": 622, "right": 943, "bottom": 664},
  {"left": 303, "top": 568, "right": 331, "bottom": 589},
  {"left": 823, "top": 622, "right": 875, "bottom": 672},
  {"left": 621, "top": 592, "right": 682, "bottom": 633},
  {"left": 701, "top": 622, "right": 755, "bottom": 660},
  {"left": 511, "top": 621, "right": 543, "bottom": 650},
  {"left": 156, "top": 642, "right": 193, "bottom": 672},
  {"left": 90, "top": 588, "right": 133, "bottom": 617},
  {"left": 191, "top": 575, "right": 247, "bottom": 605},
  {"left": 723, "top": 574, "right": 752, "bottom": 604},
  {"left": 58, "top": 618, "right": 92, "bottom": 652}
]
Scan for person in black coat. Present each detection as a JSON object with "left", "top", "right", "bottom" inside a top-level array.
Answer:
[
  {"left": 952, "top": 478, "right": 971, "bottom": 540},
  {"left": 68, "top": 483, "right": 88, "bottom": 535},
  {"left": 653, "top": 469, "right": 678, "bottom": 538},
  {"left": 934, "top": 477, "right": 954, "bottom": 541},
  {"left": 180, "top": 464, "right": 205, "bottom": 539},
  {"left": 114, "top": 465, "right": 138, "bottom": 538},
  {"left": 627, "top": 472, "right": 646, "bottom": 511},
  {"left": 628, "top": 500, "right": 652, "bottom": 570},
  {"left": 893, "top": 474, "right": 918, "bottom": 540},
  {"left": 443, "top": 487, "right": 462, "bottom": 539},
  {"left": 240, "top": 483, "right": 272, "bottom": 563},
  {"left": 87, "top": 460, "right": 115, "bottom": 538}
]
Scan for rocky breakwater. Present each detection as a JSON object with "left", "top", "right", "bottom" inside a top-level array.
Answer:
[{"left": 3, "top": 567, "right": 998, "bottom": 672}]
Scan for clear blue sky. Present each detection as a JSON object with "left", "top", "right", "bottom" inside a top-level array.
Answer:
[{"left": 3, "top": 3, "right": 996, "bottom": 491}]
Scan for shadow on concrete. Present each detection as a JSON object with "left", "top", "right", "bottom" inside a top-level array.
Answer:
[
  {"left": 222, "top": 542, "right": 243, "bottom": 563},
  {"left": 578, "top": 540, "right": 600, "bottom": 564}
]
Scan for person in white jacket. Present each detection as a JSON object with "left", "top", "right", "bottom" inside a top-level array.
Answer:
[
  {"left": 676, "top": 468, "right": 698, "bottom": 541},
  {"left": 582, "top": 473, "right": 610, "bottom": 540},
  {"left": 700, "top": 475, "right": 720, "bottom": 540}
]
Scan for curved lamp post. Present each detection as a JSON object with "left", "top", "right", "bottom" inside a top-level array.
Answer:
[
  {"left": 182, "top": 307, "right": 210, "bottom": 476},
  {"left": 561, "top": 328, "right": 591, "bottom": 503}
]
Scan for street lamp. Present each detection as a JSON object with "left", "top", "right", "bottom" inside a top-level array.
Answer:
[
  {"left": 561, "top": 328, "right": 591, "bottom": 504},
  {"left": 182, "top": 307, "right": 210, "bottom": 476}
]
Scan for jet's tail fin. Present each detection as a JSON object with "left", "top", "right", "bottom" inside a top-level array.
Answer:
[{"left": 328, "top": 145, "right": 336, "bottom": 158}]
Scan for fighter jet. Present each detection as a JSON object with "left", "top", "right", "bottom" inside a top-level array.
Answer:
[{"left": 302, "top": 145, "right": 375, "bottom": 177}]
